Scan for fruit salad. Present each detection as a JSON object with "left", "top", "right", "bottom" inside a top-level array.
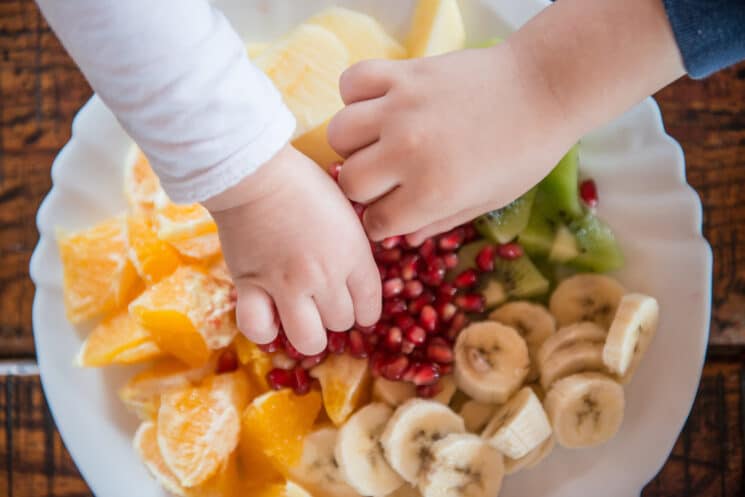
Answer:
[{"left": 57, "top": 2, "right": 659, "bottom": 497}]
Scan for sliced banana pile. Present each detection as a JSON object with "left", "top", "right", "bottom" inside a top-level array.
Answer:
[{"left": 289, "top": 274, "right": 658, "bottom": 497}]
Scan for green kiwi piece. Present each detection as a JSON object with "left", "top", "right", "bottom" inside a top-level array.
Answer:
[
  {"left": 538, "top": 145, "right": 584, "bottom": 221},
  {"left": 480, "top": 278, "right": 507, "bottom": 310},
  {"left": 518, "top": 192, "right": 557, "bottom": 257},
  {"left": 488, "top": 254, "right": 550, "bottom": 299},
  {"left": 448, "top": 240, "right": 490, "bottom": 280},
  {"left": 549, "top": 224, "right": 580, "bottom": 263},
  {"left": 474, "top": 188, "right": 537, "bottom": 244},
  {"left": 568, "top": 214, "right": 624, "bottom": 273}
]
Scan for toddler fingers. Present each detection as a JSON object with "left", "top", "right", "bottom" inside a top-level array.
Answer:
[
  {"left": 363, "top": 186, "right": 431, "bottom": 241},
  {"left": 339, "top": 144, "right": 398, "bottom": 203},
  {"left": 327, "top": 98, "right": 385, "bottom": 157},
  {"left": 275, "top": 293, "right": 328, "bottom": 356},
  {"left": 234, "top": 281, "right": 278, "bottom": 344},
  {"left": 339, "top": 59, "right": 396, "bottom": 104},
  {"left": 347, "top": 257, "right": 383, "bottom": 326},
  {"left": 314, "top": 284, "right": 355, "bottom": 332},
  {"left": 405, "top": 204, "right": 490, "bottom": 246}
]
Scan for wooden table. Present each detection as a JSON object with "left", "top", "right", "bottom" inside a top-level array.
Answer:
[{"left": 1, "top": 1, "right": 744, "bottom": 495}]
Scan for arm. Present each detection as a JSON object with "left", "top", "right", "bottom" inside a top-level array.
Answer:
[{"left": 37, "top": 0, "right": 295, "bottom": 204}]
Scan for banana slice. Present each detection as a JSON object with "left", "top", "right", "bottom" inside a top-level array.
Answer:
[
  {"left": 454, "top": 322, "right": 530, "bottom": 404},
  {"left": 380, "top": 399, "right": 466, "bottom": 484},
  {"left": 373, "top": 378, "right": 417, "bottom": 407},
  {"left": 544, "top": 372, "right": 625, "bottom": 448},
  {"left": 418, "top": 434, "right": 504, "bottom": 497},
  {"left": 431, "top": 376, "right": 457, "bottom": 405},
  {"left": 549, "top": 274, "right": 625, "bottom": 329},
  {"left": 536, "top": 322, "right": 606, "bottom": 368},
  {"left": 602, "top": 293, "right": 659, "bottom": 379},
  {"left": 390, "top": 485, "right": 422, "bottom": 497},
  {"left": 539, "top": 341, "right": 607, "bottom": 390},
  {"left": 504, "top": 435, "right": 555, "bottom": 475},
  {"left": 481, "top": 387, "right": 552, "bottom": 459},
  {"left": 336, "top": 403, "right": 404, "bottom": 496},
  {"left": 459, "top": 400, "right": 498, "bottom": 433},
  {"left": 289, "top": 428, "right": 360, "bottom": 497}
]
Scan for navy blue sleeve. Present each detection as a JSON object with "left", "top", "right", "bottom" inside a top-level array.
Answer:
[{"left": 662, "top": 0, "right": 745, "bottom": 79}]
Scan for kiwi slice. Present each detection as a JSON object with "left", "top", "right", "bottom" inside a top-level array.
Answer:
[
  {"left": 488, "top": 254, "right": 550, "bottom": 299},
  {"left": 538, "top": 145, "right": 584, "bottom": 222},
  {"left": 480, "top": 278, "right": 507, "bottom": 310},
  {"left": 549, "top": 224, "right": 580, "bottom": 263},
  {"left": 518, "top": 192, "right": 556, "bottom": 257},
  {"left": 568, "top": 214, "right": 624, "bottom": 273},
  {"left": 474, "top": 189, "right": 536, "bottom": 244}
]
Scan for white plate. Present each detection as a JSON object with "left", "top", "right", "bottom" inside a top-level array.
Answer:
[{"left": 29, "top": 1, "right": 712, "bottom": 496}]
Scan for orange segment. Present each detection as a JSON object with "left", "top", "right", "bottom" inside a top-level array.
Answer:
[
  {"left": 158, "top": 371, "right": 252, "bottom": 487},
  {"left": 310, "top": 355, "right": 371, "bottom": 425},
  {"left": 129, "top": 266, "right": 237, "bottom": 367},
  {"left": 234, "top": 334, "right": 272, "bottom": 392},
  {"left": 126, "top": 214, "right": 181, "bottom": 284},
  {"left": 111, "top": 341, "right": 164, "bottom": 364},
  {"left": 155, "top": 203, "right": 218, "bottom": 243},
  {"left": 253, "top": 482, "right": 314, "bottom": 497},
  {"left": 58, "top": 216, "right": 140, "bottom": 323},
  {"left": 76, "top": 310, "right": 161, "bottom": 367},
  {"left": 169, "top": 233, "right": 222, "bottom": 261},
  {"left": 119, "top": 358, "right": 214, "bottom": 420},
  {"left": 124, "top": 151, "right": 168, "bottom": 213},
  {"left": 240, "top": 390, "right": 322, "bottom": 477}
]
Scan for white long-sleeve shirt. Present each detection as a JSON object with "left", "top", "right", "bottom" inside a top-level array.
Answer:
[{"left": 37, "top": 0, "right": 296, "bottom": 204}]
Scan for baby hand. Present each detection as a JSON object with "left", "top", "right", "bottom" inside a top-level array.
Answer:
[
  {"left": 328, "top": 45, "right": 576, "bottom": 244},
  {"left": 205, "top": 144, "right": 381, "bottom": 355}
]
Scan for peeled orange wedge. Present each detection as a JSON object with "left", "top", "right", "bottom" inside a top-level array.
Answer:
[
  {"left": 310, "top": 354, "right": 371, "bottom": 426},
  {"left": 233, "top": 334, "right": 273, "bottom": 392},
  {"left": 126, "top": 214, "right": 181, "bottom": 284},
  {"left": 155, "top": 203, "right": 218, "bottom": 244},
  {"left": 129, "top": 266, "right": 237, "bottom": 367},
  {"left": 124, "top": 151, "right": 168, "bottom": 213},
  {"left": 158, "top": 371, "right": 252, "bottom": 487},
  {"left": 58, "top": 216, "right": 140, "bottom": 323},
  {"left": 168, "top": 233, "right": 222, "bottom": 261},
  {"left": 407, "top": 0, "right": 466, "bottom": 57},
  {"left": 76, "top": 310, "right": 162, "bottom": 367}
]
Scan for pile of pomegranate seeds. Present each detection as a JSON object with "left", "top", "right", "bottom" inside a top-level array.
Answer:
[{"left": 261, "top": 162, "right": 528, "bottom": 397}]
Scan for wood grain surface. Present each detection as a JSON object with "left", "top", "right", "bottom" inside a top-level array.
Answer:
[{"left": 0, "top": 0, "right": 744, "bottom": 496}]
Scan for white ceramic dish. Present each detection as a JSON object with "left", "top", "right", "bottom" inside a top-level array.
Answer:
[{"left": 29, "top": 1, "right": 712, "bottom": 496}]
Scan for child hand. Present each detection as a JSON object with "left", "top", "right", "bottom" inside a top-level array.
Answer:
[
  {"left": 327, "top": 45, "right": 577, "bottom": 245},
  {"left": 205, "top": 144, "right": 381, "bottom": 355}
]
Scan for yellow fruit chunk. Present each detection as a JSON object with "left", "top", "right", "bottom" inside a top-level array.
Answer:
[
  {"left": 126, "top": 214, "right": 181, "bottom": 284},
  {"left": 58, "top": 216, "right": 140, "bottom": 323},
  {"left": 129, "top": 266, "right": 237, "bottom": 367},
  {"left": 158, "top": 371, "right": 252, "bottom": 487},
  {"left": 308, "top": 7, "right": 406, "bottom": 62},
  {"left": 119, "top": 358, "right": 215, "bottom": 420},
  {"left": 256, "top": 24, "right": 349, "bottom": 138},
  {"left": 169, "top": 233, "right": 222, "bottom": 261},
  {"left": 124, "top": 150, "right": 168, "bottom": 213},
  {"left": 112, "top": 341, "right": 164, "bottom": 364},
  {"left": 76, "top": 310, "right": 161, "bottom": 367},
  {"left": 241, "top": 390, "right": 322, "bottom": 476},
  {"left": 310, "top": 355, "right": 370, "bottom": 426},
  {"left": 155, "top": 203, "right": 218, "bottom": 243},
  {"left": 247, "top": 42, "right": 269, "bottom": 58},
  {"left": 407, "top": 0, "right": 466, "bottom": 57},
  {"left": 234, "top": 334, "right": 272, "bottom": 392},
  {"left": 292, "top": 119, "right": 342, "bottom": 170}
]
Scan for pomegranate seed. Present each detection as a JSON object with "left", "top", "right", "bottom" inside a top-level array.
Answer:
[
  {"left": 381, "top": 355, "right": 410, "bottom": 381},
  {"left": 419, "top": 305, "right": 439, "bottom": 332},
  {"left": 416, "top": 382, "right": 443, "bottom": 398},
  {"left": 383, "top": 299, "right": 407, "bottom": 317},
  {"left": 282, "top": 337, "right": 306, "bottom": 360},
  {"left": 410, "top": 363, "right": 441, "bottom": 386},
  {"left": 476, "top": 245, "right": 497, "bottom": 272},
  {"left": 357, "top": 324, "right": 377, "bottom": 334},
  {"left": 381, "top": 236, "right": 402, "bottom": 249},
  {"left": 301, "top": 351, "right": 327, "bottom": 370},
  {"left": 438, "top": 227, "right": 465, "bottom": 251},
  {"left": 403, "top": 280, "right": 424, "bottom": 299},
  {"left": 496, "top": 243, "right": 524, "bottom": 260},
  {"left": 427, "top": 338, "right": 454, "bottom": 364},
  {"left": 405, "top": 325, "right": 427, "bottom": 346},
  {"left": 438, "top": 283, "right": 457, "bottom": 299},
  {"left": 272, "top": 353, "right": 298, "bottom": 370},
  {"left": 353, "top": 202, "right": 366, "bottom": 219},
  {"left": 436, "top": 301, "right": 458, "bottom": 322},
  {"left": 267, "top": 368, "right": 295, "bottom": 390},
  {"left": 348, "top": 330, "right": 368, "bottom": 358},
  {"left": 387, "top": 266, "right": 401, "bottom": 279},
  {"left": 377, "top": 248, "right": 402, "bottom": 263},
  {"left": 216, "top": 349, "right": 239, "bottom": 374},
  {"left": 400, "top": 255, "right": 420, "bottom": 281},
  {"left": 410, "top": 349, "right": 426, "bottom": 362},
  {"left": 419, "top": 239, "right": 437, "bottom": 259},
  {"left": 453, "top": 268, "right": 479, "bottom": 289},
  {"left": 455, "top": 294, "right": 486, "bottom": 313},
  {"left": 395, "top": 314, "right": 416, "bottom": 331},
  {"left": 370, "top": 352, "right": 386, "bottom": 378},
  {"left": 446, "top": 312, "right": 469, "bottom": 340},
  {"left": 365, "top": 333, "right": 380, "bottom": 354},
  {"left": 580, "top": 179, "right": 599, "bottom": 207},
  {"left": 438, "top": 363, "right": 454, "bottom": 375},
  {"left": 401, "top": 340, "right": 416, "bottom": 354},
  {"left": 409, "top": 292, "right": 435, "bottom": 314},
  {"left": 442, "top": 253, "right": 459, "bottom": 269},
  {"left": 385, "top": 327, "right": 403, "bottom": 351},
  {"left": 328, "top": 162, "right": 343, "bottom": 181},
  {"left": 463, "top": 224, "right": 478, "bottom": 242},
  {"left": 293, "top": 366, "right": 311, "bottom": 395},
  {"left": 258, "top": 334, "right": 283, "bottom": 353},
  {"left": 375, "top": 323, "right": 390, "bottom": 336},
  {"left": 420, "top": 264, "right": 445, "bottom": 287},
  {"left": 327, "top": 332, "right": 348, "bottom": 354},
  {"left": 383, "top": 278, "right": 404, "bottom": 298}
]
